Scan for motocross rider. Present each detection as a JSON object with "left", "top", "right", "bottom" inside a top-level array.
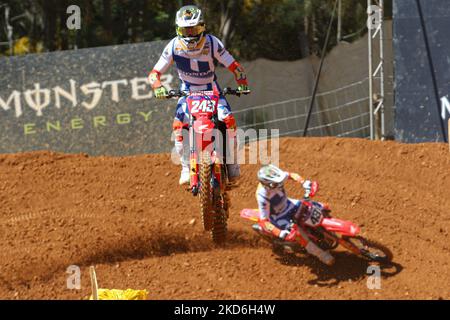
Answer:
[
  {"left": 149, "top": 5, "right": 250, "bottom": 186},
  {"left": 254, "top": 164, "right": 335, "bottom": 266}
]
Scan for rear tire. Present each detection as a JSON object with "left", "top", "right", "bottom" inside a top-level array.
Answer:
[
  {"left": 200, "top": 151, "right": 213, "bottom": 231},
  {"left": 344, "top": 236, "right": 393, "bottom": 263}
]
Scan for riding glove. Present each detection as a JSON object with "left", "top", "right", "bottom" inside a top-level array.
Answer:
[{"left": 154, "top": 86, "right": 168, "bottom": 99}]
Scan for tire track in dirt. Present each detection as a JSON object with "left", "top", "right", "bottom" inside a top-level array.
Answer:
[{"left": 0, "top": 137, "right": 449, "bottom": 299}]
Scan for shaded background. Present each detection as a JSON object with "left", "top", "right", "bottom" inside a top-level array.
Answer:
[
  {"left": 393, "top": 0, "right": 450, "bottom": 142},
  {"left": 4, "top": 0, "right": 449, "bottom": 154},
  {"left": 0, "top": 0, "right": 392, "bottom": 60}
]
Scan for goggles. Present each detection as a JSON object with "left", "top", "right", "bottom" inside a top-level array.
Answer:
[
  {"left": 262, "top": 181, "right": 284, "bottom": 189},
  {"left": 177, "top": 24, "right": 205, "bottom": 38}
]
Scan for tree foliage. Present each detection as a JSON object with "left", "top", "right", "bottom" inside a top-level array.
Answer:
[{"left": 0, "top": 0, "right": 392, "bottom": 60}]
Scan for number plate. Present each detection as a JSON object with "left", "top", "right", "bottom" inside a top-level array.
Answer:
[{"left": 304, "top": 206, "right": 323, "bottom": 227}]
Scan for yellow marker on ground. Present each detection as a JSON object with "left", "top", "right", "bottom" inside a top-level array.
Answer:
[{"left": 88, "top": 266, "right": 148, "bottom": 300}]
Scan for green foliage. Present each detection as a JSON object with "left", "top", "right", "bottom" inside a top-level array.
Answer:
[{"left": 0, "top": 0, "right": 392, "bottom": 60}]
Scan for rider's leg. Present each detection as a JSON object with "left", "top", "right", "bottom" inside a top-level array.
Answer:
[
  {"left": 297, "top": 226, "right": 334, "bottom": 266},
  {"left": 218, "top": 97, "right": 240, "bottom": 184},
  {"left": 284, "top": 201, "right": 335, "bottom": 265},
  {"left": 173, "top": 98, "right": 190, "bottom": 185},
  {"left": 296, "top": 224, "right": 335, "bottom": 266}
]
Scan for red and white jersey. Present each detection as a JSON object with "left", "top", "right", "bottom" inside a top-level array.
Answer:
[{"left": 153, "top": 35, "right": 235, "bottom": 86}]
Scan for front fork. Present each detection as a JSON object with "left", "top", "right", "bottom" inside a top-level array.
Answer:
[
  {"left": 338, "top": 236, "right": 364, "bottom": 256},
  {"left": 189, "top": 151, "right": 199, "bottom": 195},
  {"left": 189, "top": 121, "right": 199, "bottom": 195}
]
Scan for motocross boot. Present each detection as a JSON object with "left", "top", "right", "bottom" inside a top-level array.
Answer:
[
  {"left": 179, "top": 162, "right": 190, "bottom": 185},
  {"left": 175, "top": 139, "right": 190, "bottom": 186},
  {"left": 226, "top": 133, "right": 240, "bottom": 187},
  {"left": 305, "top": 242, "right": 335, "bottom": 266},
  {"left": 296, "top": 226, "right": 335, "bottom": 265}
]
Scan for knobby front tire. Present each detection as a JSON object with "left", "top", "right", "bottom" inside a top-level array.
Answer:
[
  {"left": 200, "top": 151, "right": 213, "bottom": 232},
  {"left": 343, "top": 236, "right": 393, "bottom": 263},
  {"left": 211, "top": 166, "right": 228, "bottom": 245}
]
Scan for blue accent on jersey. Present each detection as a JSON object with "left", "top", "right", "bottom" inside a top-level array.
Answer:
[
  {"left": 270, "top": 201, "right": 301, "bottom": 229},
  {"left": 173, "top": 55, "right": 193, "bottom": 74},
  {"left": 270, "top": 194, "right": 285, "bottom": 207},
  {"left": 198, "top": 61, "right": 210, "bottom": 73}
]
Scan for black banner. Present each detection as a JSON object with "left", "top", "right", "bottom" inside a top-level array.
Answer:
[
  {"left": 0, "top": 300, "right": 440, "bottom": 319},
  {"left": 393, "top": 0, "right": 450, "bottom": 142},
  {"left": 0, "top": 41, "right": 179, "bottom": 155}
]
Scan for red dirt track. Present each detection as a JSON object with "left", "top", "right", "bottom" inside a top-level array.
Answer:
[{"left": 0, "top": 137, "right": 449, "bottom": 300}]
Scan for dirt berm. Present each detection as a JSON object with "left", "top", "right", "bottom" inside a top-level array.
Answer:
[{"left": 0, "top": 137, "right": 449, "bottom": 299}]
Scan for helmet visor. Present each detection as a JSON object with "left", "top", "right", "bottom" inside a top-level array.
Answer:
[
  {"left": 177, "top": 24, "right": 205, "bottom": 38},
  {"left": 264, "top": 181, "right": 284, "bottom": 189}
]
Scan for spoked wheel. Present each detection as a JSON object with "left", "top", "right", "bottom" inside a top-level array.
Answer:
[
  {"left": 223, "top": 191, "right": 230, "bottom": 220},
  {"left": 199, "top": 151, "right": 213, "bottom": 231},
  {"left": 211, "top": 202, "right": 227, "bottom": 245},
  {"left": 211, "top": 165, "right": 229, "bottom": 244},
  {"left": 343, "top": 236, "right": 393, "bottom": 263}
]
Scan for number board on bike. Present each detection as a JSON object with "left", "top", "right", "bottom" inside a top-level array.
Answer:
[
  {"left": 190, "top": 99, "right": 217, "bottom": 113},
  {"left": 304, "top": 206, "right": 323, "bottom": 227}
]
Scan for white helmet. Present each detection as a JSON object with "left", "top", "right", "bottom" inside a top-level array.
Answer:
[
  {"left": 257, "top": 165, "right": 289, "bottom": 189},
  {"left": 175, "top": 5, "right": 206, "bottom": 52}
]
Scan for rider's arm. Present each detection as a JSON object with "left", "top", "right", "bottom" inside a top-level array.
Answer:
[
  {"left": 148, "top": 39, "right": 174, "bottom": 89},
  {"left": 210, "top": 35, "right": 248, "bottom": 87},
  {"left": 228, "top": 61, "right": 248, "bottom": 87},
  {"left": 286, "top": 171, "right": 318, "bottom": 198},
  {"left": 256, "top": 184, "right": 271, "bottom": 221},
  {"left": 256, "top": 184, "right": 282, "bottom": 237},
  {"left": 286, "top": 172, "right": 306, "bottom": 184}
]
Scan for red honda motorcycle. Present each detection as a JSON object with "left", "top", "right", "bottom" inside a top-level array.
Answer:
[
  {"left": 240, "top": 189, "right": 393, "bottom": 263},
  {"left": 168, "top": 87, "right": 242, "bottom": 244}
]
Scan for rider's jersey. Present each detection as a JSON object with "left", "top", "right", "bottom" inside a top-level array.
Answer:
[
  {"left": 153, "top": 35, "right": 235, "bottom": 86},
  {"left": 256, "top": 183, "right": 300, "bottom": 221}
]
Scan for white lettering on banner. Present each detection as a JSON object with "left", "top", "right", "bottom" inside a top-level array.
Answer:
[
  {"left": 54, "top": 79, "right": 77, "bottom": 109},
  {"left": 130, "top": 77, "right": 152, "bottom": 100},
  {"left": 80, "top": 82, "right": 103, "bottom": 110},
  {"left": 102, "top": 79, "right": 128, "bottom": 102},
  {"left": 0, "top": 75, "right": 174, "bottom": 118},
  {"left": 441, "top": 96, "right": 450, "bottom": 120},
  {"left": 24, "top": 83, "right": 51, "bottom": 116},
  {"left": 0, "top": 90, "right": 22, "bottom": 117}
]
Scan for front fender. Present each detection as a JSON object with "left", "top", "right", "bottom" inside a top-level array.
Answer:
[{"left": 193, "top": 120, "right": 215, "bottom": 152}]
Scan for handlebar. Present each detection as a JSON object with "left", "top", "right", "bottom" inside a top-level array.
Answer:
[{"left": 166, "top": 87, "right": 251, "bottom": 98}]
